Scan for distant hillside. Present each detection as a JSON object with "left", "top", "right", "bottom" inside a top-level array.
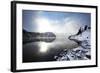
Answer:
[{"left": 23, "top": 29, "right": 56, "bottom": 44}]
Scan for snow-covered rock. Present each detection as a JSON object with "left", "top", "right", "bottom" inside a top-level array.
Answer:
[{"left": 54, "top": 25, "right": 91, "bottom": 61}]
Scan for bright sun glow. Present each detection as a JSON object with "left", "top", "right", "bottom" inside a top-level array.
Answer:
[{"left": 36, "top": 18, "right": 53, "bottom": 33}]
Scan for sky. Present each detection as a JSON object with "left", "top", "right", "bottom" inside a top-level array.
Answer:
[{"left": 23, "top": 10, "right": 91, "bottom": 33}]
